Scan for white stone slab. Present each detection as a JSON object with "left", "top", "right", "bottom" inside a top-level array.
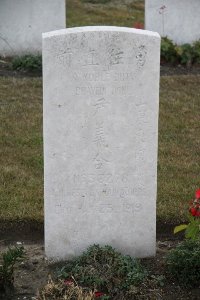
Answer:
[
  {"left": 43, "top": 26, "right": 160, "bottom": 261},
  {"left": 0, "top": 0, "right": 65, "bottom": 56},
  {"left": 145, "top": 0, "right": 200, "bottom": 45}
]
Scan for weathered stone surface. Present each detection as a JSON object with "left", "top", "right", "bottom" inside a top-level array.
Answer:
[
  {"left": 0, "top": 0, "right": 65, "bottom": 56},
  {"left": 43, "top": 26, "right": 160, "bottom": 261},
  {"left": 145, "top": 0, "right": 200, "bottom": 44}
]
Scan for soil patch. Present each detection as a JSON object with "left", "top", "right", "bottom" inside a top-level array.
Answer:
[
  {"left": 0, "top": 220, "right": 177, "bottom": 244},
  {"left": 0, "top": 220, "right": 43, "bottom": 244},
  {"left": 160, "top": 64, "right": 200, "bottom": 76},
  {"left": 0, "top": 239, "right": 200, "bottom": 300}
]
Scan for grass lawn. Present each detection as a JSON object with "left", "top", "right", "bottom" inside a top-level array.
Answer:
[
  {"left": 0, "top": 0, "right": 200, "bottom": 224},
  {"left": 66, "top": 0, "right": 144, "bottom": 28},
  {"left": 0, "top": 75, "right": 200, "bottom": 222},
  {"left": 0, "top": 78, "right": 43, "bottom": 221},
  {"left": 158, "top": 76, "right": 200, "bottom": 221}
]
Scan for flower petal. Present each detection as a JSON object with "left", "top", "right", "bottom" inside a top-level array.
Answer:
[
  {"left": 195, "top": 189, "right": 200, "bottom": 199},
  {"left": 95, "top": 291, "right": 104, "bottom": 298},
  {"left": 190, "top": 207, "right": 197, "bottom": 216},
  {"left": 195, "top": 210, "right": 200, "bottom": 217}
]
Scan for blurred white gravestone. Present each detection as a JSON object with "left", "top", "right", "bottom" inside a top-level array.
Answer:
[
  {"left": 0, "top": 0, "right": 65, "bottom": 56},
  {"left": 145, "top": 0, "right": 200, "bottom": 45},
  {"left": 43, "top": 26, "right": 160, "bottom": 261}
]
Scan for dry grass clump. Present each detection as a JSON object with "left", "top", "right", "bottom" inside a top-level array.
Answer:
[
  {"left": 37, "top": 276, "right": 163, "bottom": 300},
  {"left": 36, "top": 245, "right": 162, "bottom": 300},
  {"left": 37, "top": 277, "right": 95, "bottom": 300}
]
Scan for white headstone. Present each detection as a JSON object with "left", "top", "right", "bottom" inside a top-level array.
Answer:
[
  {"left": 0, "top": 0, "right": 65, "bottom": 56},
  {"left": 43, "top": 26, "right": 160, "bottom": 261},
  {"left": 145, "top": 0, "right": 200, "bottom": 45}
]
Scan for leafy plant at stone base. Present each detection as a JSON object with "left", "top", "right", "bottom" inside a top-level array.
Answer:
[
  {"left": 57, "top": 244, "right": 147, "bottom": 298},
  {"left": 193, "top": 40, "right": 200, "bottom": 64},
  {"left": 161, "top": 37, "right": 178, "bottom": 64},
  {"left": 175, "top": 43, "right": 194, "bottom": 67},
  {"left": 166, "top": 239, "right": 200, "bottom": 287},
  {"left": 12, "top": 54, "right": 42, "bottom": 72},
  {"left": 0, "top": 246, "right": 24, "bottom": 292},
  {"left": 174, "top": 189, "right": 200, "bottom": 240},
  {"left": 160, "top": 37, "right": 200, "bottom": 66}
]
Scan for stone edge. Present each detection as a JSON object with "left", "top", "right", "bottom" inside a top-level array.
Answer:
[{"left": 42, "top": 26, "right": 160, "bottom": 40}]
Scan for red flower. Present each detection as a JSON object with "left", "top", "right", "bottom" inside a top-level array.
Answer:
[
  {"left": 190, "top": 207, "right": 197, "bottom": 216},
  {"left": 195, "top": 189, "right": 200, "bottom": 199},
  {"left": 64, "top": 279, "right": 74, "bottom": 286},
  {"left": 95, "top": 291, "right": 104, "bottom": 298},
  {"left": 195, "top": 210, "right": 200, "bottom": 217},
  {"left": 133, "top": 22, "right": 144, "bottom": 29}
]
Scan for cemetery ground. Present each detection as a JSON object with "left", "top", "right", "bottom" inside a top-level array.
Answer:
[
  {"left": 0, "top": 0, "right": 200, "bottom": 299},
  {"left": 0, "top": 73, "right": 200, "bottom": 300}
]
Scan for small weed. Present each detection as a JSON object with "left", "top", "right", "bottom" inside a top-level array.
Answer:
[
  {"left": 193, "top": 40, "right": 200, "bottom": 64},
  {"left": 150, "top": 275, "right": 165, "bottom": 287},
  {"left": 0, "top": 246, "right": 24, "bottom": 291},
  {"left": 176, "top": 43, "right": 194, "bottom": 67},
  {"left": 166, "top": 239, "right": 200, "bottom": 287},
  {"left": 161, "top": 37, "right": 178, "bottom": 64},
  {"left": 12, "top": 55, "right": 42, "bottom": 72},
  {"left": 161, "top": 37, "right": 200, "bottom": 66},
  {"left": 57, "top": 245, "right": 147, "bottom": 297}
]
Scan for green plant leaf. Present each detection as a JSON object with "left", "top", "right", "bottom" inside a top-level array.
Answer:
[
  {"left": 185, "top": 223, "right": 199, "bottom": 240},
  {"left": 174, "top": 224, "right": 188, "bottom": 234}
]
